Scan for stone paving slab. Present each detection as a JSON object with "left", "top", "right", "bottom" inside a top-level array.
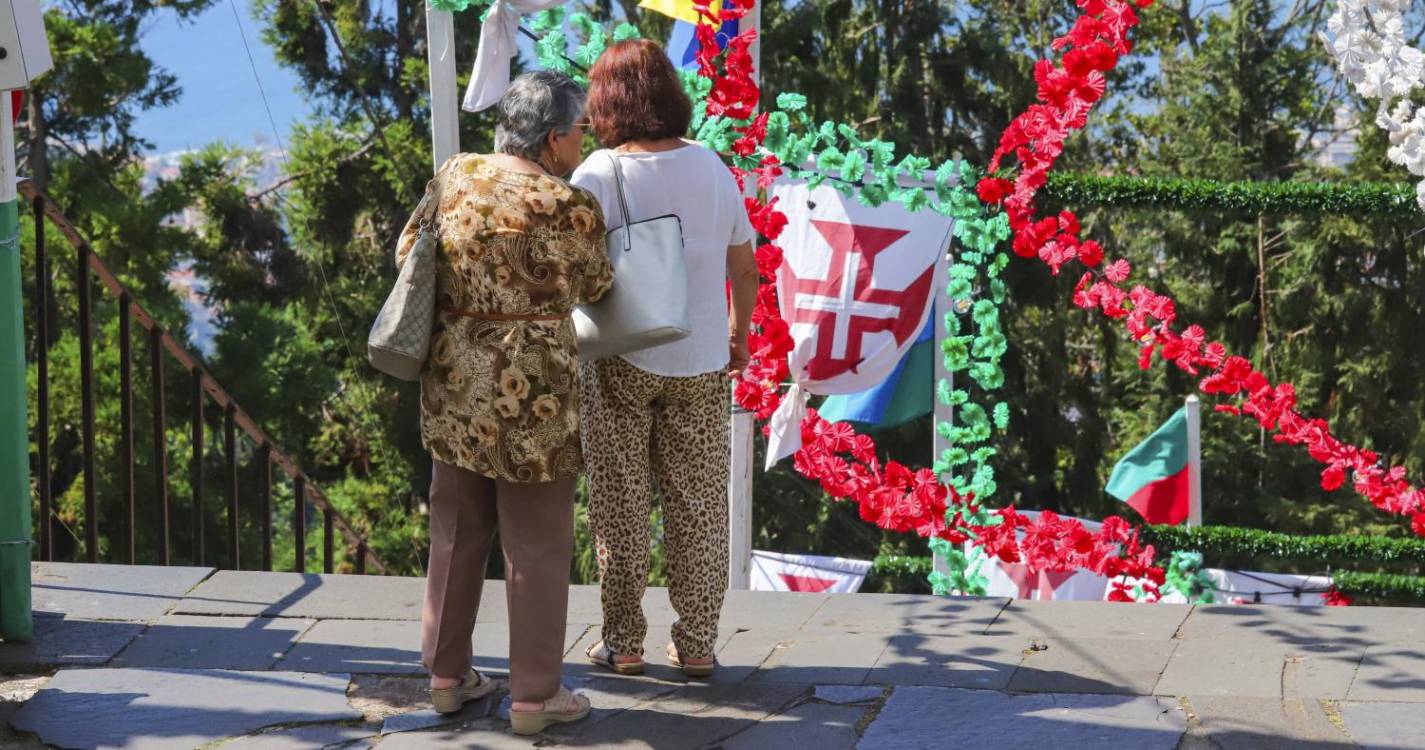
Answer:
[
  {"left": 858, "top": 687, "right": 1187, "bottom": 749},
  {"left": 1175, "top": 604, "right": 1425, "bottom": 647},
  {"left": 1156, "top": 640, "right": 1364, "bottom": 699},
  {"left": 111, "top": 615, "right": 314, "bottom": 670},
  {"left": 756, "top": 631, "right": 889, "bottom": 685},
  {"left": 277, "top": 619, "right": 588, "bottom": 675},
  {"left": 373, "top": 719, "right": 534, "bottom": 749},
  {"left": 984, "top": 600, "right": 1191, "bottom": 640},
  {"left": 1181, "top": 695, "right": 1352, "bottom": 749},
  {"left": 1339, "top": 701, "right": 1425, "bottom": 749},
  {"left": 1344, "top": 643, "right": 1425, "bottom": 703},
  {"left": 720, "top": 590, "right": 829, "bottom": 631},
  {"left": 278, "top": 618, "right": 423, "bottom": 674},
  {"left": 173, "top": 571, "right": 425, "bottom": 620},
  {"left": 801, "top": 593, "right": 1007, "bottom": 635},
  {"left": 813, "top": 684, "right": 884, "bottom": 704},
  {"left": 720, "top": 698, "right": 867, "bottom": 750},
  {"left": 866, "top": 634, "right": 1025, "bottom": 690},
  {"left": 219, "top": 723, "right": 378, "bottom": 749},
  {"left": 550, "top": 680, "right": 809, "bottom": 749},
  {"left": 32, "top": 562, "right": 213, "bottom": 622},
  {"left": 9, "top": 668, "right": 360, "bottom": 750},
  {"left": 1008, "top": 638, "right": 1177, "bottom": 695},
  {"left": 0, "top": 615, "right": 144, "bottom": 667}
]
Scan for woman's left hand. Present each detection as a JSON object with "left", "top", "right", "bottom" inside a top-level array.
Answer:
[{"left": 727, "top": 335, "right": 750, "bottom": 379}]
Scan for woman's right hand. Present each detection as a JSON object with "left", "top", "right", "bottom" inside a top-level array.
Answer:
[{"left": 727, "top": 334, "right": 750, "bottom": 379}]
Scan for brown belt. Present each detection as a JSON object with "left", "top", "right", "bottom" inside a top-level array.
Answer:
[{"left": 442, "top": 309, "right": 566, "bottom": 322}]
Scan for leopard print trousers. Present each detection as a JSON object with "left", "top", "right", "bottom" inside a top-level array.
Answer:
[{"left": 579, "top": 356, "right": 729, "bottom": 660}]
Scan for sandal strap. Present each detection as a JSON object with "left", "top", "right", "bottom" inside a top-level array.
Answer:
[{"left": 543, "top": 686, "right": 583, "bottom": 714}]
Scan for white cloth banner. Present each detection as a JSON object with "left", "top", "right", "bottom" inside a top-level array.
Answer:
[
  {"left": 1202, "top": 569, "right": 1335, "bottom": 606},
  {"left": 765, "top": 178, "right": 954, "bottom": 468},
  {"left": 462, "top": 0, "right": 568, "bottom": 112},
  {"left": 750, "top": 550, "right": 873, "bottom": 593},
  {"left": 969, "top": 511, "right": 1112, "bottom": 601}
]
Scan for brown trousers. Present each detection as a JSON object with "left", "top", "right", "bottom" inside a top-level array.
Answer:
[{"left": 420, "top": 460, "right": 575, "bottom": 703}]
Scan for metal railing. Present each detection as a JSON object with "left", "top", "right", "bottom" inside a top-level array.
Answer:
[{"left": 24, "top": 180, "right": 386, "bottom": 575}]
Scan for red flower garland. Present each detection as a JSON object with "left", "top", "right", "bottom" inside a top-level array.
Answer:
[
  {"left": 976, "top": 0, "right": 1424, "bottom": 544},
  {"left": 696, "top": 2, "right": 1164, "bottom": 598}
]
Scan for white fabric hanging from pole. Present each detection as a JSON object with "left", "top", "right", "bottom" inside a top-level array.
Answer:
[
  {"left": 463, "top": 0, "right": 569, "bottom": 112},
  {"left": 426, "top": 4, "right": 461, "bottom": 169}
]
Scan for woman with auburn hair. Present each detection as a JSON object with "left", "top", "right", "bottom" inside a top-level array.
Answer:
[{"left": 572, "top": 39, "right": 759, "bottom": 678}]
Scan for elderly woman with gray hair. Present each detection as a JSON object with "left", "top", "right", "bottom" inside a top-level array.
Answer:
[{"left": 397, "top": 70, "right": 612, "bottom": 735}]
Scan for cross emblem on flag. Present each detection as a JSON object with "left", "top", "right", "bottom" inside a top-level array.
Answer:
[
  {"left": 782, "top": 220, "right": 937, "bottom": 381},
  {"left": 763, "top": 178, "right": 954, "bottom": 468}
]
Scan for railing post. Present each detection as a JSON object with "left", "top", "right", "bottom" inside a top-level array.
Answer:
[
  {"left": 225, "top": 403, "right": 238, "bottom": 570},
  {"left": 260, "top": 446, "right": 271, "bottom": 572},
  {"left": 77, "top": 243, "right": 97, "bottom": 562},
  {"left": 191, "top": 369, "right": 204, "bottom": 566},
  {"left": 323, "top": 507, "right": 333, "bottom": 574},
  {"left": 32, "top": 197, "right": 50, "bottom": 563},
  {"left": 293, "top": 475, "right": 306, "bottom": 573},
  {"left": 119, "top": 293, "right": 135, "bottom": 564},
  {"left": 356, "top": 541, "right": 367, "bottom": 575},
  {"left": 150, "top": 327, "right": 168, "bottom": 566}
]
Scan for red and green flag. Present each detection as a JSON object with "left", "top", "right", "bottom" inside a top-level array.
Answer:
[{"left": 1105, "top": 408, "right": 1191, "bottom": 525}]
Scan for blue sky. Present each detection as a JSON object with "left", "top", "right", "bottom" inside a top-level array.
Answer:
[{"left": 135, "top": 3, "right": 310, "bottom": 154}]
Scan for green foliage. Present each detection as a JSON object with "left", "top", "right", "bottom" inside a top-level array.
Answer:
[
  {"left": 1332, "top": 572, "right": 1425, "bottom": 606},
  {"left": 1140, "top": 525, "right": 1425, "bottom": 573},
  {"left": 1043, "top": 173, "right": 1418, "bottom": 217}
]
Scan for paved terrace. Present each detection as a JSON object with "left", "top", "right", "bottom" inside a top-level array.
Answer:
[{"left": 2, "top": 563, "right": 1424, "bottom": 749}]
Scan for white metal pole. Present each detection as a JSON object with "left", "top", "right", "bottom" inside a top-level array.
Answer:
[
  {"left": 1185, "top": 395, "right": 1203, "bottom": 527},
  {"left": 745, "top": 0, "right": 761, "bottom": 88},
  {"left": 727, "top": 407, "right": 754, "bottom": 589},
  {"left": 726, "top": 0, "right": 762, "bottom": 591},
  {"left": 931, "top": 246, "right": 953, "bottom": 580},
  {"left": 426, "top": 4, "right": 461, "bottom": 171},
  {"left": 0, "top": 93, "right": 14, "bottom": 203}
]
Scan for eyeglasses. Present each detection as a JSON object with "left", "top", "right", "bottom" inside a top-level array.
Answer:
[{"left": 574, "top": 118, "right": 592, "bottom": 131}]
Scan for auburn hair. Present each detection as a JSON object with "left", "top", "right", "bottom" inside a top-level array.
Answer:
[{"left": 586, "top": 39, "right": 693, "bottom": 148}]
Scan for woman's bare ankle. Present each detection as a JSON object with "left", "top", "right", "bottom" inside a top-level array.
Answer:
[
  {"left": 511, "top": 700, "right": 542, "bottom": 712},
  {"left": 429, "top": 674, "right": 462, "bottom": 689}
]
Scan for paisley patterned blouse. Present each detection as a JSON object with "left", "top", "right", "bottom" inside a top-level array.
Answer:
[{"left": 396, "top": 154, "right": 614, "bottom": 483}]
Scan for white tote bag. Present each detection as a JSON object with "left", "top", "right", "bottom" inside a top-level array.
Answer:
[{"left": 573, "top": 153, "right": 691, "bottom": 361}]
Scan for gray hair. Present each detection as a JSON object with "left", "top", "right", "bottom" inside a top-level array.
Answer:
[{"left": 494, "top": 71, "right": 586, "bottom": 162}]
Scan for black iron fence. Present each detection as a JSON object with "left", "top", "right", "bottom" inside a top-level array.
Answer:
[{"left": 24, "top": 180, "right": 385, "bottom": 575}]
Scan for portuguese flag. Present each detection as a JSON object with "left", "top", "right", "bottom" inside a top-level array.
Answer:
[{"left": 1105, "top": 408, "right": 1191, "bottom": 525}]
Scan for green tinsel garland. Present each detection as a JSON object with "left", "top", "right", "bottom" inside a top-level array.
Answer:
[{"left": 1045, "top": 173, "right": 1418, "bottom": 216}]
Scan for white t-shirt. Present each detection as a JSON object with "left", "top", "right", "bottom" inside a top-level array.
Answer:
[{"left": 572, "top": 142, "right": 756, "bottom": 377}]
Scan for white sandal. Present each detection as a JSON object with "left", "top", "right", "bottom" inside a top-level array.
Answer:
[
  {"left": 429, "top": 668, "right": 498, "bottom": 714},
  {"left": 509, "top": 686, "right": 592, "bottom": 736}
]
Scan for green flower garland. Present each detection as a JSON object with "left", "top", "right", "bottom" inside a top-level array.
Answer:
[
  {"left": 1161, "top": 551, "right": 1216, "bottom": 604},
  {"left": 529, "top": 8, "right": 640, "bottom": 83}
]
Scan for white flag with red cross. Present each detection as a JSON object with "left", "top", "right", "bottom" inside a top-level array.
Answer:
[
  {"left": 765, "top": 178, "right": 955, "bottom": 467},
  {"left": 750, "top": 550, "right": 874, "bottom": 593}
]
